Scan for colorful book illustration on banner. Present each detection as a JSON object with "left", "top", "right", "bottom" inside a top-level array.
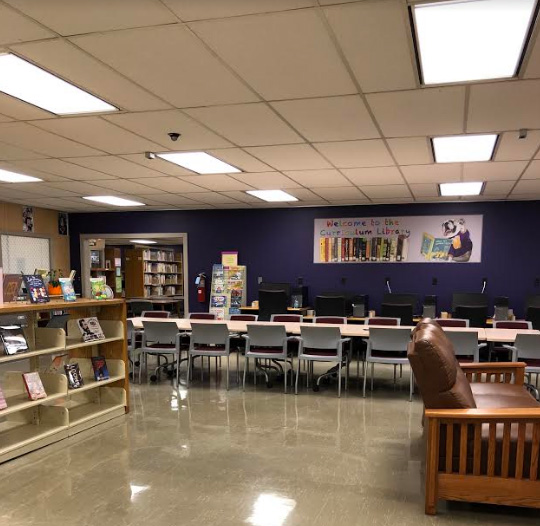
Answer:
[
  {"left": 0, "top": 325, "right": 28, "bottom": 355},
  {"left": 22, "top": 274, "right": 50, "bottom": 304},
  {"left": 421, "top": 232, "right": 452, "bottom": 261},
  {"left": 22, "top": 372, "right": 47, "bottom": 400},
  {"left": 76, "top": 317, "right": 105, "bottom": 342},
  {"left": 59, "top": 277, "right": 76, "bottom": 301},
  {"left": 65, "top": 363, "right": 84, "bottom": 389},
  {"left": 91, "top": 356, "right": 110, "bottom": 381}
]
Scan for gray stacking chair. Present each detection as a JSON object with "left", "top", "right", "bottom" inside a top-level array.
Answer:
[
  {"left": 140, "top": 321, "right": 182, "bottom": 384},
  {"left": 444, "top": 330, "right": 484, "bottom": 363},
  {"left": 504, "top": 333, "right": 540, "bottom": 387}
]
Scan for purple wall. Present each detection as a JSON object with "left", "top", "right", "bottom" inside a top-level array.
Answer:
[{"left": 68, "top": 201, "right": 540, "bottom": 317}]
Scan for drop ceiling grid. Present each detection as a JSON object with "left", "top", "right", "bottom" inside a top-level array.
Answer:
[{"left": 0, "top": 0, "right": 537, "bottom": 210}]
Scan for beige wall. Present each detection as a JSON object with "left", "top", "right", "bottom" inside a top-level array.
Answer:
[{"left": 0, "top": 202, "right": 70, "bottom": 273}]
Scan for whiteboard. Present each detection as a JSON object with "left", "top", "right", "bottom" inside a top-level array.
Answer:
[{"left": 1, "top": 235, "right": 50, "bottom": 274}]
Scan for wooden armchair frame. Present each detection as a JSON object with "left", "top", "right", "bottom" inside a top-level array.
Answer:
[{"left": 424, "top": 363, "right": 540, "bottom": 515}]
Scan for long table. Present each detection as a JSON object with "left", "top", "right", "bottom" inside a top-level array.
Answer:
[{"left": 129, "top": 317, "right": 540, "bottom": 342}]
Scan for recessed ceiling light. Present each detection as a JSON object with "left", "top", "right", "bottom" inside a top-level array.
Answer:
[
  {"left": 0, "top": 53, "right": 117, "bottom": 115},
  {"left": 83, "top": 196, "right": 145, "bottom": 207},
  {"left": 156, "top": 152, "right": 241, "bottom": 174},
  {"left": 129, "top": 239, "right": 157, "bottom": 244},
  {"left": 412, "top": 0, "right": 538, "bottom": 84},
  {"left": 246, "top": 190, "right": 298, "bottom": 202},
  {"left": 439, "top": 182, "right": 484, "bottom": 196},
  {"left": 432, "top": 134, "right": 498, "bottom": 163},
  {"left": 0, "top": 169, "right": 42, "bottom": 183}
]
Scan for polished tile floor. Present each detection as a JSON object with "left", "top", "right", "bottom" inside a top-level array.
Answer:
[{"left": 1, "top": 363, "right": 539, "bottom": 526}]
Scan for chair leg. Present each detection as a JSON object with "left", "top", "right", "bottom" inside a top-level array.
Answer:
[
  {"left": 176, "top": 351, "right": 180, "bottom": 386},
  {"left": 338, "top": 361, "right": 342, "bottom": 398},
  {"left": 295, "top": 357, "right": 301, "bottom": 395},
  {"left": 284, "top": 360, "right": 287, "bottom": 394},
  {"left": 254, "top": 358, "right": 257, "bottom": 385},
  {"left": 362, "top": 361, "right": 367, "bottom": 398},
  {"left": 371, "top": 362, "right": 374, "bottom": 391},
  {"left": 226, "top": 355, "right": 230, "bottom": 391},
  {"left": 400, "top": 364, "right": 403, "bottom": 378},
  {"left": 187, "top": 354, "right": 192, "bottom": 385},
  {"left": 393, "top": 364, "right": 397, "bottom": 384},
  {"left": 345, "top": 356, "right": 349, "bottom": 390},
  {"left": 243, "top": 356, "right": 248, "bottom": 391}
]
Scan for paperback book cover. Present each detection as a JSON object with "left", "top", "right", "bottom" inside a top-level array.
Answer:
[
  {"left": 0, "top": 385, "right": 7, "bottom": 410},
  {"left": 0, "top": 325, "right": 29, "bottom": 355},
  {"left": 65, "top": 363, "right": 84, "bottom": 389},
  {"left": 91, "top": 356, "right": 110, "bottom": 381},
  {"left": 22, "top": 274, "right": 49, "bottom": 304},
  {"left": 59, "top": 277, "right": 76, "bottom": 301},
  {"left": 77, "top": 317, "right": 105, "bottom": 342},
  {"left": 90, "top": 277, "right": 107, "bottom": 300},
  {"left": 3, "top": 274, "right": 22, "bottom": 302},
  {"left": 22, "top": 372, "right": 47, "bottom": 400}
]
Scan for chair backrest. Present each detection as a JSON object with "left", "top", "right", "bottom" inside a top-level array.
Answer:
[
  {"left": 142, "top": 310, "right": 171, "bottom": 318},
  {"left": 526, "top": 306, "right": 540, "bottom": 330},
  {"left": 190, "top": 323, "right": 229, "bottom": 345},
  {"left": 246, "top": 324, "right": 287, "bottom": 347},
  {"left": 381, "top": 303, "right": 414, "bottom": 326},
  {"left": 130, "top": 301, "right": 153, "bottom": 317},
  {"left": 444, "top": 330, "right": 480, "bottom": 360},
  {"left": 435, "top": 318, "right": 469, "bottom": 328},
  {"left": 454, "top": 305, "right": 487, "bottom": 328},
  {"left": 259, "top": 289, "right": 288, "bottom": 322},
  {"left": 300, "top": 325, "right": 341, "bottom": 350},
  {"left": 314, "top": 316, "right": 347, "bottom": 324},
  {"left": 127, "top": 319, "right": 136, "bottom": 340},
  {"left": 142, "top": 321, "right": 179, "bottom": 345},
  {"left": 493, "top": 320, "right": 532, "bottom": 330},
  {"left": 365, "top": 317, "right": 400, "bottom": 326},
  {"left": 188, "top": 312, "right": 216, "bottom": 320},
  {"left": 229, "top": 314, "right": 258, "bottom": 321},
  {"left": 408, "top": 319, "right": 476, "bottom": 409},
  {"left": 270, "top": 314, "right": 303, "bottom": 322},
  {"left": 513, "top": 333, "right": 540, "bottom": 360},
  {"left": 315, "top": 295, "right": 346, "bottom": 317},
  {"left": 368, "top": 327, "right": 411, "bottom": 351}
]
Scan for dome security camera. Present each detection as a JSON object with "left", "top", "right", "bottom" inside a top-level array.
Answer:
[{"left": 168, "top": 132, "right": 181, "bottom": 141}]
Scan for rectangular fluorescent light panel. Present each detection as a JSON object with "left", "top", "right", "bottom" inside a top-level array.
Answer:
[
  {"left": 0, "top": 53, "right": 117, "bottom": 115},
  {"left": 413, "top": 0, "right": 537, "bottom": 84},
  {"left": 130, "top": 239, "right": 157, "bottom": 244},
  {"left": 156, "top": 152, "right": 241, "bottom": 174},
  {"left": 83, "top": 196, "right": 145, "bottom": 207},
  {"left": 433, "top": 134, "right": 498, "bottom": 163},
  {"left": 0, "top": 169, "right": 42, "bottom": 182},
  {"left": 439, "top": 182, "right": 484, "bottom": 196},
  {"left": 246, "top": 190, "right": 298, "bottom": 202}
]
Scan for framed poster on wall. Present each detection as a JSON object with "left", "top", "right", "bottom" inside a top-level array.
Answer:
[{"left": 314, "top": 215, "right": 483, "bottom": 264}]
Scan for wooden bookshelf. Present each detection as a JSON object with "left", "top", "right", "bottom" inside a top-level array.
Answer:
[{"left": 0, "top": 298, "right": 128, "bottom": 463}]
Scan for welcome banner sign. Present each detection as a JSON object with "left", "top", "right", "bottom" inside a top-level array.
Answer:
[{"left": 314, "top": 215, "right": 483, "bottom": 264}]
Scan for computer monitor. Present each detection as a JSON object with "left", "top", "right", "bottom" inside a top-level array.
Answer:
[
  {"left": 258, "top": 289, "right": 289, "bottom": 322},
  {"left": 381, "top": 303, "right": 414, "bottom": 326},
  {"left": 451, "top": 293, "right": 488, "bottom": 312},
  {"left": 315, "top": 295, "right": 346, "bottom": 317},
  {"left": 526, "top": 294, "right": 540, "bottom": 309},
  {"left": 258, "top": 282, "right": 291, "bottom": 298},
  {"left": 321, "top": 291, "right": 368, "bottom": 317},
  {"left": 383, "top": 293, "right": 419, "bottom": 314},
  {"left": 454, "top": 305, "right": 488, "bottom": 328}
]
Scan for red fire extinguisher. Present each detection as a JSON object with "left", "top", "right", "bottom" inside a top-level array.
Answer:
[{"left": 196, "top": 273, "right": 206, "bottom": 303}]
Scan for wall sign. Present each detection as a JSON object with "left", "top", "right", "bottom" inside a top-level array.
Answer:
[{"left": 314, "top": 215, "right": 483, "bottom": 264}]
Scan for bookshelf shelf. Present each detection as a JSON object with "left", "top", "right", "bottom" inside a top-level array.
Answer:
[
  {"left": 67, "top": 358, "right": 125, "bottom": 394},
  {"left": 65, "top": 319, "right": 124, "bottom": 350}
]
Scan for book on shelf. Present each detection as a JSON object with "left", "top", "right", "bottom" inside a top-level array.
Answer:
[
  {"left": 22, "top": 371, "right": 47, "bottom": 400},
  {"left": 90, "top": 277, "right": 107, "bottom": 300},
  {"left": 0, "top": 325, "right": 29, "bottom": 355},
  {"left": 91, "top": 356, "right": 110, "bottom": 381},
  {"left": 2, "top": 274, "right": 22, "bottom": 302},
  {"left": 59, "top": 277, "right": 76, "bottom": 301},
  {"left": 64, "top": 363, "right": 84, "bottom": 389},
  {"left": 0, "top": 385, "right": 7, "bottom": 410},
  {"left": 22, "top": 274, "right": 50, "bottom": 304},
  {"left": 76, "top": 317, "right": 105, "bottom": 342}
]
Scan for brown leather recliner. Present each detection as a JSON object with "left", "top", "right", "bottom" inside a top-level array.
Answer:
[{"left": 408, "top": 319, "right": 540, "bottom": 515}]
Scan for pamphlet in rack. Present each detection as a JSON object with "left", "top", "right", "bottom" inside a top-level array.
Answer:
[{"left": 209, "top": 263, "right": 247, "bottom": 320}]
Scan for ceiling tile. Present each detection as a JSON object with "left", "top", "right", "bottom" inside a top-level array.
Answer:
[
  {"left": 360, "top": 184, "right": 411, "bottom": 199},
  {"left": 340, "top": 166, "right": 403, "bottom": 185},
  {"left": 8, "top": 182, "right": 79, "bottom": 197},
  {"left": 0, "top": 93, "right": 53, "bottom": 120},
  {"left": 409, "top": 183, "right": 439, "bottom": 198},
  {"left": 245, "top": 144, "right": 331, "bottom": 170},
  {"left": 0, "top": 3, "right": 54, "bottom": 44},
  {"left": 371, "top": 197, "right": 414, "bottom": 204},
  {"left": 524, "top": 31, "right": 540, "bottom": 79},
  {"left": 220, "top": 191, "right": 261, "bottom": 204},
  {"left": 185, "top": 103, "right": 303, "bottom": 146},
  {"left": 184, "top": 192, "right": 240, "bottom": 204},
  {"left": 72, "top": 25, "right": 258, "bottom": 107},
  {"left": 401, "top": 163, "right": 461, "bottom": 184},
  {"left": 32, "top": 117, "right": 164, "bottom": 155},
  {"left": 271, "top": 95, "right": 379, "bottom": 141},
  {"left": 128, "top": 176, "right": 206, "bottom": 193},
  {"left": 162, "top": 0, "right": 316, "bottom": 21},
  {"left": 143, "top": 193, "right": 198, "bottom": 205},
  {"left": 522, "top": 160, "right": 540, "bottom": 179},
  {"left": 104, "top": 110, "right": 231, "bottom": 151},
  {"left": 0, "top": 161, "right": 66, "bottom": 182},
  {"left": 231, "top": 171, "right": 300, "bottom": 189},
  {"left": 324, "top": 0, "right": 416, "bottom": 93},
  {"left": 285, "top": 188, "right": 326, "bottom": 201},
  {"left": 0, "top": 141, "right": 46, "bottom": 161},
  {"left": 387, "top": 137, "right": 432, "bottom": 165},
  {"left": 0, "top": 122, "right": 103, "bottom": 157},
  {"left": 206, "top": 148, "right": 272, "bottom": 172},
  {"left": 5, "top": 0, "right": 177, "bottom": 35},
  {"left": 282, "top": 169, "right": 351, "bottom": 187},
  {"left": 511, "top": 179, "right": 540, "bottom": 193},
  {"left": 179, "top": 174, "right": 252, "bottom": 191},
  {"left": 44, "top": 181, "right": 110, "bottom": 195},
  {"left": 89, "top": 179, "right": 167, "bottom": 195},
  {"left": 467, "top": 80, "right": 540, "bottom": 132},
  {"left": 314, "top": 140, "right": 394, "bottom": 168},
  {"left": 366, "top": 87, "right": 466, "bottom": 137},
  {"left": 462, "top": 161, "right": 527, "bottom": 182},
  {"left": 65, "top": 156, "right": 166, "bottom": 178},
  {"left": 494, "top": 130, "right": 540, "bottom": 161},
  {"left": 120, "top": 153, "right": 192, "bottom": 176},
  {"left": 190, "top": 10, "right": 356, "bottom": 100},
  {"left": 483, "top": 180, "right": 514, "bottom": 196},
  {"left": 12, "top": 39, "right": 170, "bottom": 112},
  {"left": 0, "top": 186, "right": 47, "bottom": 199},
  {"left": 312, "top": 186, "right": 366, "bottom": 200},
  {"left": 11, "top": 158, "right": 116, "bottom": 181}
]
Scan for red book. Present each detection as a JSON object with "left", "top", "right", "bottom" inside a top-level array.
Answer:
[{"left": 22, "top": 372, "right": 47, "bottom": 400}]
